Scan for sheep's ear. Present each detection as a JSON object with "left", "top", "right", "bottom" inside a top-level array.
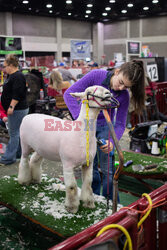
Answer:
[{"left": 70, "top": 92, "right": 85, "bottom": 99}]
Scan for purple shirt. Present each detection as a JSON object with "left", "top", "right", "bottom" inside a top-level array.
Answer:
[{"left": 64, "top": 69, "right": 129, "bottom": 143}]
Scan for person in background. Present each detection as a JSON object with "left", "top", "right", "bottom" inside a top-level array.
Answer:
[
  {"left": 25, "top": 71, "right": 41, "bottom": 114},
  {"left": 79, "top": 60, "right": 85, "bottom": 66},
  {"left": 49, "top": 70, "right": 70, "bottom": 94},
  {"left": 109, "top": 60, "right": 115, "bottom": 68},
  {"left": 72, "top": 60, "right": 79, "bottom": 68},
  {"left": 57, "top": 63, "right": 77, "bottom": 83},
  {"left": 0, "top": 101, "right": 8, "bottom": 127},
  {"left": 48, "top": 70, "right": 71, "bottom": 119},
  {"left": 0, "top": 54, "right": 28, "bottom": 165},
  {"left": 64, "top": 60, "right": 145, "bottom": 200},
  {"left": 88, "top": 62, "right": 99, "bottom": 70},
  {"left": 30, "top": 68, "right": 47, "bottom": 98}
]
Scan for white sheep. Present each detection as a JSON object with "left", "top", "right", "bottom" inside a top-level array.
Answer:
[{"left": 18, "top": 86, "right": 112, "bottom": 213}]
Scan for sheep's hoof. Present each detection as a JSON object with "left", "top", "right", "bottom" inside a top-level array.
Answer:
[
  {"left": 31, "top": 179, "right": 41, "bottom": 184},
  {"left": 18, "top": 179, "right": 31, "bottom": 186},
  {"left": 65, "top": 205, "right": 78, "bottom": 214},
  {"left": 18, "top": 170, "right": 32, "bottom": 185},
  {"left": 83, "top": 200, "right": 95, "bottom": 209}
]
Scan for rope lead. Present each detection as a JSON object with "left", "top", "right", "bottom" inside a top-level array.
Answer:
[{"left": 82, "top": 100, "right": 89, "bottom": 167}]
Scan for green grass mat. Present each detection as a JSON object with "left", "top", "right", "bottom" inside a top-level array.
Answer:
[
  {"left": 0, "top": 191, "right": 138, "bottom": 250},
  {"left": 0, "top": 175, "right": 123, "bottom": 238},
  {"left": 115, "top": 151, "right": 167, "bottom": 175}
]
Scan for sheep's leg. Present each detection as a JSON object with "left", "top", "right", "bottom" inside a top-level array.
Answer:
[
  {"left": 18, "top": 156, "right": 32, "bottom": 185},
  {"left": 63, "top": 168, "right": 79, "bottom": 213},
  {"left": 80, "top": 163, "right": 95, "bottom": 209},
  {"left": 30, "top": 152, "right": 43, "bottom": 184},
  {"left": 18, "top": 142, "right": 32, "bottom": 185}
]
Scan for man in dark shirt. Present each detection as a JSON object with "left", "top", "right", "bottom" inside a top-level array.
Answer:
[
  {"left": 1, "top": 71, "right": 27, "bottom": 111},
  {"left": 0, "top": 54, "right": 29, "bottom": 165}
]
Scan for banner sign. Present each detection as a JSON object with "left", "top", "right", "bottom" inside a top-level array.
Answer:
[
  {"left": 0, "top": 36, "right": 22, "bottom": 55},
  {"left": 127, "top": 41, "right": 140, "bottom": 54},
  {"left": 70, "top": 40, "right": 90, "bottom": 60}
]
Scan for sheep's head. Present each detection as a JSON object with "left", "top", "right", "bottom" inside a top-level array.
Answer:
[{"left": 70, "top": 85, "right": 119, "bottom": 109}]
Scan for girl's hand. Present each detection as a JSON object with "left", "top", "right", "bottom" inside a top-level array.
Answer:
[{"left": 100, "top": 140, "right": 113, "bottom": 154}]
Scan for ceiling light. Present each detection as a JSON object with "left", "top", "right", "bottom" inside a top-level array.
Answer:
[
  {"left": 143, "top": 6, "right": 149, "bottom": 10},
  {"left": 121, "top": 10, "right": 127, "bottom": 13},
  {"left": 127, "top": 3, "right": 133, "bottom": 8},
  {"left": 85, "top": 15, "right": 88, "bottom": 18},
  {"left": 49, "top": 10, "right": 53, "bottom": 13},
  {"left": 102, "top": 13, "right": 108, "bottom": 16},
  {"left": 105, "top": 7, "right": 111, "bottom": 11},
  {"left": 46, "top": 4, "right": 52, "bottom": 8},
  {"left": 23, "top": 0, "right": 29, "bottom": 4},
  {"left": 86, "top": 10, "right": 91, "bottom": 14},
  {"left": 66, "top": 0, "right": 72, "bottom": 4},
  {"left": 68, "top": 13, "right": 72, "bottom": 16},
  {"left": 28, "top": 8, "right": 31, "bottom": 10},
  {"left": 109, "top": 0, "right": 115, "bottom": 3},
  {"left": 152, "top": 0, "right": 159, "bottom": 3},
  {"left": 87, "top": 4, "right": 93, "bottom": 8}
]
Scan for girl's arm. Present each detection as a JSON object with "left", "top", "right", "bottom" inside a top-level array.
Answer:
[{"left": 110, "top": 90, "right": 130, "bottom": 145}]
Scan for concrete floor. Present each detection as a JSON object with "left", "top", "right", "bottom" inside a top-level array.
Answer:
[{"left": 0, "top": 123, "right": 166, "bottom": 179}]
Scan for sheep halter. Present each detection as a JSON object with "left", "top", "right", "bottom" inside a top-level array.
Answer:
[{"left": 82, "top": 99, "right": 90, "bottom": 167}]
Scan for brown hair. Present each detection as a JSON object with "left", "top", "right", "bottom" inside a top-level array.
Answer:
[
  {"left": 49, "top": 70, "right": 63, "bottom": 90},
  {"left": 119, "top": 60, "right": 145, "bottom": 114},
  {"left": 5, "top": 54, "right": 19, "bottom": 67}
]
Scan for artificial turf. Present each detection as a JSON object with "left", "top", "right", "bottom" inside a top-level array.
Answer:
[
  {"left": 0, "top": 191, "right": 139, "bottom": 250},
  {"left": 0, "top": 175, "right": 122, "bottom": 239},
  {"left": 115, "top": 150, "right": 167, "bottom": 175}
]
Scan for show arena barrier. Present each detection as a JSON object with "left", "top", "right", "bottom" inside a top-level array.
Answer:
[
  {"left": 50, "top": 184, "right": 167, "bottom": 250},
  {"left": 155, "top": 82, "right": 167, "bottom": 115}
]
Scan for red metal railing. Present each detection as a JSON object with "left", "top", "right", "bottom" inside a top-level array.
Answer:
[
  {"left": 49, "top": 184, "right": 167, "bottom": 250},
  {"left": 159, "top": 203, "right": 167, "bottom": 250},
  {"left": 155, "top": 82, "right": 167, "bottom": 115}
]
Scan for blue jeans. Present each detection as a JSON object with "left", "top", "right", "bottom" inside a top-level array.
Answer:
[
  {"left": 92, "top": 125, "right": 115, "bottom": 200},
  {"left": 0, "top": 108, "right": 29, "bottom": 164}
]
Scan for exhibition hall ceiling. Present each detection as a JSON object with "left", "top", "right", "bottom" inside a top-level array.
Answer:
[{"left": 0, "top": 0, "right": 167, "bottom": 23}]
